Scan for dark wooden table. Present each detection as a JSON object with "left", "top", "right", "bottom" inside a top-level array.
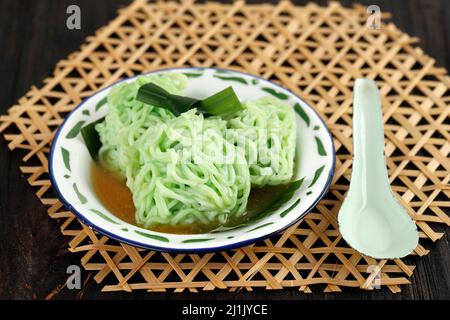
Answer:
[{"left": 0, "top": 0, "right": 449, "bottom": 300}]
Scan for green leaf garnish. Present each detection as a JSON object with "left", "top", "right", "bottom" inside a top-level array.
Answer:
[
  {"left": 80, "top": 117, "right": 104, "bottom": 161},
  {"left": 136, "top": 83, "right": 244, "bottom": 116},
  {"left": 136, "top": 82, "right": 199, "bottom": 116},
  {"left": 82, "top": 84, "right": 245, "bottom": 161},
  {"left": 197, "top": 86, "right": 243, "bottom": 116}
]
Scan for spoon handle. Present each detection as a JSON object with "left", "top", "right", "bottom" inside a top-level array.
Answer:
[{"left": 351, "top": 79, "right": 391, "bottom": 199}]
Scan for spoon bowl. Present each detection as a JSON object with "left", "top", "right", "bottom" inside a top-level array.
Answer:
[{"left": 338, "top": 78, "right": 418, "bottom": 259}]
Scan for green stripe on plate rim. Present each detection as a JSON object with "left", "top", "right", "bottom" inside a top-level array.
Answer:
[
  {"left": 215, "top": 70, "right": 230, "bottom": 74},
  {"left": 182, "top": 238, "right": 215, "bottom": 243},
  {"left": 294, "top": 103, "right": 310, "bottom": 127},
  {"left": 247, "top": 222, "right": 274, "bottom": 232},
  {"left": 308, "top": 165, "right": 325, "bottom": 188},
  {"left": 183, "top": 72, "right": 203, "bottom": 78},
  {"left": 280, "top": 198, "right": 300, "bottom": 217},
  {"left": 95, "top": 97, "right": 108, "bottom": 111},
  {"left": 72, "top": 183, "right": 87, "bottom": 204},
  {"left": 135, "top": 230, "right": 170, "bottom": 242},
  {"left": 213, "top": 75, "right": 248, "bottom": 84},
  {"left": 314, "top": 136, "right": 327, "bottom": 156},
  {"left": 66, "top": 121, "right": 85, "bottom": 139},
  {"left": 90, "top": 209, "right": 120, "bottom": 225},
  {"left": 61, "top": 147, "right": 71, "bottom": 172},
  {"left": 261, "top": 87, "right": 289, "bottom": 100}
]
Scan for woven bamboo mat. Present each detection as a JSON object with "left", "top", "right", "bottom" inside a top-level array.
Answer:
[{"left": 1, "top": 0, "right": 449, "bottom": 293}]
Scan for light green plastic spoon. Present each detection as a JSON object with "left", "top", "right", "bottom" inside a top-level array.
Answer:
[{"left": 338, "top": 78, "right": 419, "bottom": 259}]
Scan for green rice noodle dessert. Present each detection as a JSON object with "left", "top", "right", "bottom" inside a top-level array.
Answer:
[
  {"left": 226, "top": 96, "right": 296, "bottom": 186},
  {"left": 93, "top": 72, "right": 296, "bottom": 229},
  {"left": 96, "top": 73, "right": 185, "bottom": 175},
  {"left": 128, "top": 109, "right": 251, "bottom": 227}
]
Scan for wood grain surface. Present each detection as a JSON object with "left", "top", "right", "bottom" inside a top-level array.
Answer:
[{"left": 0, "top": 0, "right": 448, "bottom": 300}]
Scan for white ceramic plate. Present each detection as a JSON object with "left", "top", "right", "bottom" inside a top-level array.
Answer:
[{"left": 49, "top": 67, "right": 335, "bottom": 252}]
